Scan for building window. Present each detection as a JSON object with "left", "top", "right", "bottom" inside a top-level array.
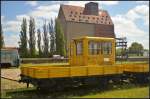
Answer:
[
  {"left": 70, "top": 11, "right": 73, "bottom": 14},
  {"left": 75, "top": 12, "right": 78, "bottom": 14},
  {"left": 85, "top": 20, "right": 89, "bottom": 22},
  {"left": 69, "top": 15, "right": 72, "bottom": 17},
  {"left": 76, "top": 41, "right": 83, "bottom": 55},
  {"left": 93, "top": 17, "right": 95, "bottom": 19},
  {"left": 88, "top": 17, "right": 90, "bottom": 19},
  {"left": 72, "top": 18, "right": 75, "bottom": 21}
]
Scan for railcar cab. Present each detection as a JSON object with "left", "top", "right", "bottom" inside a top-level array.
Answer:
[{"left": 69, "top": 36, "right": 115, "bottom": 66}]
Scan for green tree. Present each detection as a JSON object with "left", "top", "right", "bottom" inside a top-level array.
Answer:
[
  {"left": 49, "top": 19, "right": 55, "bottom": 56},
  {"left": 19, "top": 18, "right": 28, "bottom": 58},
  {"left": 116, "top": 48, "right": 122, "bottom": 56},
  {"left": 29, "top": 17, "right": 36, "bottom": 57},
  {"left": 55, "top": 19, "right": 66, "bottom": 56},
  {"left": 0, "top": 24, "right": 4, "bottom": 49},
  {"left": 43, "top": 21, "right": 49, "bottom": 57},
  {"left": 37, "top": 29, "right": 42, "bottom": 57},
  {"left": 129, "top": 42, "right": 144, "bottom": 56},
  {"left": 116, "top": 48, "right": 127, "bottom": 56}
]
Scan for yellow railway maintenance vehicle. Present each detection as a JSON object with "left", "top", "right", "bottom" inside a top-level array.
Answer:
[{"left": 20, "top": 36, "right": 149, "bottom": 90}]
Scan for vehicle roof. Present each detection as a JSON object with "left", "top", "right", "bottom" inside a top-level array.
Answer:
[
  {"left": 1, "top": 48, "right": 18, "bottom": 51},
  {"left": 72, "top": 36, "right": 114, "bottom": 41},
  {"left": 1, "top": 47, "right": 18, "bottom": 50}
]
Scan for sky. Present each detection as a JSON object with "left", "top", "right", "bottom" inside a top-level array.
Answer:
[{"left": 1, "top": 1, "right": 149, "bottom": 49}]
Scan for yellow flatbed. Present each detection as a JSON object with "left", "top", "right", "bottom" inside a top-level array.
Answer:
[{"left": 21, "top": 63, "right": 149, "bottom": 79}]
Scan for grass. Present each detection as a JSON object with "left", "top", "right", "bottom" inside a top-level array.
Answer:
[
  {"left": 73, "top": 86, "right": 149, "bottom": 98},
  {"left": 1, "top": 78, "right": 33, "bottom": 98},
  {"left": 116, "top": 61, "right": 148, "bottom": 64},
  {"left": 3, "top": 82, "right": 149, "bottom": 98}
]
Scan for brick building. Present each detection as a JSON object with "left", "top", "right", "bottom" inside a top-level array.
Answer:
[{"left": 58, "top": 2, "right": 115, "bottom": 45}]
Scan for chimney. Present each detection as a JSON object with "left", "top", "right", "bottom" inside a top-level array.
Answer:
[{"left": 83, "top": 2, "right": 99, "bottom": 15}]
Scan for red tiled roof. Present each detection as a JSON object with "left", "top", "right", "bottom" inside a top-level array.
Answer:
[
  {"left": 1, "top": 47, "right": 18, "bottom": 50},
  {"left": 60, "top": 5, "right": 113, "bottom": 25}
]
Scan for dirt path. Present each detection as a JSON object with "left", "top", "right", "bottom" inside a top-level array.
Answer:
[
  {"left": 1, "top": 68, "right": 21, "bottom": 80},
  {"left": 1, "top": 68, "right": 33, "bottom": 93},
  {"left": 1, "top": 78, "right": 29, "bottom": 91}
]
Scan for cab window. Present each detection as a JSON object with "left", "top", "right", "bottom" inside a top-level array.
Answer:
[
  {"left": 88, "top": 41, "right": 101, "bottom": 55},
  {"left": 76, "top": 41, "right": 83, "bottom": 55},
  {"left": 102, "top": 42, "right": 112, "bottom": 55}
]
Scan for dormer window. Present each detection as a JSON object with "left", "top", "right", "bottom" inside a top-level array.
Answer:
[{"left": 85, "top": 20, "right": 89, "bottom": 22}]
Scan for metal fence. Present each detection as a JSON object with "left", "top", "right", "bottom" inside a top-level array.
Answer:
[
  {"left": 21, "top": 58, "right": 69, "bottom": 64},
  {"left": 21, "top": 57, "right": 149, "bottom": 64}
]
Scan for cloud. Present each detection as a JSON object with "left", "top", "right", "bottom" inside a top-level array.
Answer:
[
  {"left": 16, "top": 14, "right": 30, "bottom": 21},
  {"left": 112, "top": 5, "right": 149, "bottom": 49},
  {"left": 4, "top": 34, "right": 19, "bottom": 47},
  {"left": 3, "top": 20, "right": 21, "bottom": 33},
  {"left": 66, "top": 1, "right": 119, "bottom": 7},
  {"left": 1, "top": 15, "right": 5, "bottom": 24},
  {"left": 29, "top": 4, "right": 59, "bottom": 20},
  {"left": 26, "top": 1, "right": 38, "bottom": 6},
  {"left": 126, "top": 4, "right": 149, "bottom": 26}
]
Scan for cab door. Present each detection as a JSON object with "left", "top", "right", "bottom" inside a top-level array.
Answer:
[
  {"left": 101, "top": 42, "right": 113, "bottom": 65},
  {"left": 88, "top": 41, "right": 103, "bottom": 65}
]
